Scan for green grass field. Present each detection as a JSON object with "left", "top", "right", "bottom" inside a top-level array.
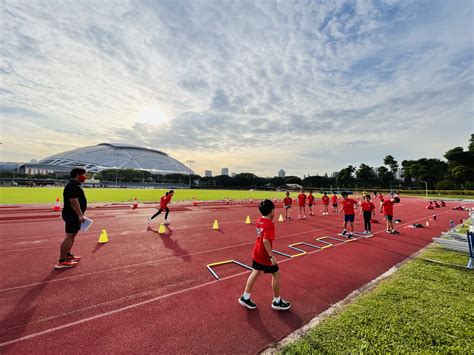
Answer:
[
  {"left": 281, "top": 245, "right": 474, "bottom": 353},
  {"left": 0, "top": 187, "right": 292, "bottom": 204}
]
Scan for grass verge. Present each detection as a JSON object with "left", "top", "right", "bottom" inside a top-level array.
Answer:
[{"left": 281, "top": 245, "right": 474, "bottom": 354}]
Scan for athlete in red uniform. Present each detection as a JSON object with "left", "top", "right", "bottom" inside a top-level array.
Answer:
[
  {"left": 307, "top": 191, "right": 315, "bottom": 216},
  {"left": 297, "top": 190, "right": 307, "bottom": 219},
  {"left": 148, "top": 190, "right": 174, "bottom": 225},
  {"left": 283, "top": 191, "right": 292, "bottom": 220},
  {"left": 322, "top": 192, "right": 330, "bottom": 215}
]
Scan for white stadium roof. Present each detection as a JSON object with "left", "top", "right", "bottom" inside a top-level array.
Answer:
[{"left": 33, "top": 143, "right": 193, "bottom": 175}]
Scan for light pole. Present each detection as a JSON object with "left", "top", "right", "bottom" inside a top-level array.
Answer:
[
  {"left": 421, "top": 180, "right": 428, "bottom": 197},
  {"left": 186, "top": 160, "right": 196, "bottom": 189}
]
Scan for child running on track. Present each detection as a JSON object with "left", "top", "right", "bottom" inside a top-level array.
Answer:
[
  {"left": 331, "top": 192, "right": 338, "bottom": 213},
  {"left": 297, "top": 190, "right": 307, "bottom": 219},
  {"left": 339, "top": 191, "right": 358, "bottom": 238},
  {"left": 307, "top": 191, "right": 315, "bottom": 216},
  {"left": 148, "top": 190, "right": 174, "bottom": 225},
  {"left": 380, "top": 196, "right": 400, "bottom": 234},
  {"left": 322, "top": 192, "right": 330, "bottom": 215},
  {"left": 360, "top": 194, "right": 376, "bottom": 235},
  {"left": 283, "top": 191, "right": 292, "bottom": 220},
  {"left": 238, "top": 199, "right": 291, "bottom": 311}
]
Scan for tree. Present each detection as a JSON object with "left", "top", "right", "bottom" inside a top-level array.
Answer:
[
  {"left": 377, "top": 166, "right": 392, "bottom": 187},
  {"left": 337, "top": 165, "right": 356, "bottom": 187},
  {"left": 356, "top": 164, "right": 376, "bottom": 187},
  {"left": 383, "top": 155, "right": 398, "bottom": 178}
]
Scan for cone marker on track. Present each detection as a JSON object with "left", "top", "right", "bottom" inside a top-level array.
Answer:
[
  {"left": 98, "top": 229, "right": 109, "bottom": 243},
  {"left": 213, "top": 220, "right": 219, "bottom": 230},
  {"left": 53, "top": 197, "right": 61, "bottom": 212},
  {"left": 425, "top": 220, "right": 430, "bottom": 227},
  {"left": 158, "top": 223, "right": 166, "bottom": 234},
  {"left": 245, "top": 216, "right": 251, "bottom": 224},
  {"left": 278, "top": 214, "right": 284, "bottom": 222}
]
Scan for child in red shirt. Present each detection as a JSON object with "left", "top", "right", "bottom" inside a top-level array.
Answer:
[
  {"left": 360, "top": 194, "right": 376, "bottom": 235},
  {"left": 338, "top": 191, "right": 358, "bottom": 238},
  {"left": 148, "top": 190, "right": 174, "bottom": 225},
  {"left": 239, "top": 200, "right": 291, "bottom": 311},
  {"left": 380, "top": 196, "right": 400, "bottom": 234},
  {"left": 331, "top": 193, "right": 338, "bottom": 213},
  {"left": 283, "top": 191, "right": 292, "bottom": 220},
  {"left": 322, "top": 192, "right": 330, "bottom": 215},
  {"left": 307, "top": 191, "right": 315, "bottom": 216},
  {"left": 297, "top": 190, "right": 307, "bottom": 219}
]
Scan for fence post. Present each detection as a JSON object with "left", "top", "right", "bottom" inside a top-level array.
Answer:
[{"left": 467, "top": 231, "right": 473, "bottom": 269}]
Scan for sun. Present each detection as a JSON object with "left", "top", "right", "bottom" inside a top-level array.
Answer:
[{"left": 137, "top": 106, "right": 170, "bottom": 125}]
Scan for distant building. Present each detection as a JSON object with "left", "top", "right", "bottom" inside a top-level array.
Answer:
[
  {"left": 395, "top": 168, "right": 404, "bottom": 180},
  {"left": 231, "top": 173, "right": 236, "bottom": 177},
  {"left": 278, "top": 169, "right": 286, "bottom": 178},
  {"left": 331, "top": 172, "right": 339, "bottom": 178},
  {"left": 221, "top": 168, "right": 229, "bottom": 176},
  {"left": 205, "top": 170, "right": 213, "bottom": 177}
]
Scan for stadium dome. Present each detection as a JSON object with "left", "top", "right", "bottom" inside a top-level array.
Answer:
[{"left": 32, "top": 143, "right": 193, "bottom": 175}]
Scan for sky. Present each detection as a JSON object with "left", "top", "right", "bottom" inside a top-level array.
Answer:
[{"left": 1, "top": 0, "right": 473, "bottom": 177}]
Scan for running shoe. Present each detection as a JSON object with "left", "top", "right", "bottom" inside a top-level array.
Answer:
[
  {"left": 163, "top": 219, "right": 170, "bottom": 225},
  {"left": 392, "top": 230, "right": 400, "bottom": 234},
  {"left": 347, "top": 233, "right": 353, "bottom": 239},
  {"left": 54, "top": 260, "right": 78, "bottom": 269},
  {"left": 342, "top": 230, "right": 347, "bottom": 235},
  {"left": 238, "top": 296, "right": 256, "bottom": 310},
  {"left": 385, "top": 230, "right": 392, "bottom": 234},
  {"left": 147, "top": 217, "right": 152, "bottom": 225},
  {"left": 67, "top": 254, "right": 81, "bottom": 262},
  {"left": 271, "top": 299, "right": 291, "bottom": 311}
]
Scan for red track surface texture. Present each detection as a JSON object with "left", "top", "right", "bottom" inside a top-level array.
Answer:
[{"left": 0, "top": 198, "right": 471, "bottom": 353}]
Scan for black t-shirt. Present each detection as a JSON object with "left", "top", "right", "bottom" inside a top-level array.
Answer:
[{"left": 62, "top": 180, "right": 87, "bottom": 217}]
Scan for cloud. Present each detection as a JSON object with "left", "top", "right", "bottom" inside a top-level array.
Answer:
[{"left": 0, "top": 0, "right": 472, "bottom": 176}]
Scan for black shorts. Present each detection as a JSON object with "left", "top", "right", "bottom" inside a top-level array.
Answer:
[
  {"left": 308, "top": 204, "right": 313, "bottom": 207},
  {"left": 385, "top": 215, "right": 393, "bottom": 221},
  {"left": 333, "top": 203, "right": 338, "bottom": 207},
  {"left": 252, "top": 260, "right": 279, "bottom": 274},
  {"left": 62, "top": 215, "right": 81, "bottom": 233}
]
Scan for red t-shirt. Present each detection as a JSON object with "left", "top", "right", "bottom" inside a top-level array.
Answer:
[
  {"left": 382, "top": 199, "right": 394, "bottom": 216},
  {"left": 342, "top": 198, "right": 357, "bottom": 215},
  {"left": 361, "top": 201, "right": 375, "bottom": 212},
  {"left": 283, "top": 197, "right": 292, "bottom": 205},
  {"left": 308, "top": 195, "right": 315, "bottom": 204},
  {"left": 252, "top": 217, "right": 275, "bottom": 266},
  {"left": 378, "top": 194, "right": 384, "bottom": 201},
  {"left": 322, "top": 196, "right": 330, "bottom": 205},
  {"left": 331, "top": 195, "right": 338, "bottom": 204},
  {"left": 298, "top": 193, "right": 307, "bottom": 206},
  {"left": 160, "top": 194, "right": 172, "bottom": 209}
]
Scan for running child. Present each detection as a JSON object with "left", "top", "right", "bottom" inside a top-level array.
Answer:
[
  {"left": 339, "top": 191, "right": 358, "bottom": 238},
  {"left": 380, "top": 196, "right": 400, "bottom": 234},
  {"left": 360, "top": 194, "right": 376, "bottom": 235},
  {"left": 322, "top": 192, "right": 330, "bottom": 215},
  {"left": 238, "top": 199, "right": 291, "bottom": 311},
  {"left": 283, "top": 191, "right": 292, "bottom": 220},
  {"left": 378, "top": 193, "right": 385, "bottom": 203},
  {"left": 297, "top": 190, "right": 307, "bottom": 219},
  {"left": 307, "top": 191, "right": 315, "bottom": 216},
  {"left": 148, "top": 190, "right": 174, "bottom": 225},
  {"left": 331, "top": 193, "right": 338, "bottom": 213}
]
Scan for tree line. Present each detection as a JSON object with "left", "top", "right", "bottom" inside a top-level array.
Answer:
[{"left": 3, "top": 135, "right": 472, "bottom": 190}]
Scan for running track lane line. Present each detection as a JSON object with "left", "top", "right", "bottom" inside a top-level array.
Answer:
[
  {"left": 0, "top": 224, "right": 339, "bottom": 293},
  {"left": 0, "top": 212, "right": 448, "bottom": 347}
]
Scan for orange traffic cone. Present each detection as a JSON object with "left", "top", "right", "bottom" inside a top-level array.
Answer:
[
  {"left": 53, "top": 197, "right": 61, "bottom": 212},
  {"left": 132, "top": 197, "right": 138, "bottom": 209}
]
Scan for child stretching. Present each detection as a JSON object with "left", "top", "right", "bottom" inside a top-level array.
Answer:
[
  {"left": 331, "top": 193, "right": 338, "bottom": 213},
  {"left": 307, "top": 191, "right": 315, "bottom": 216},
  {"left": 380, "top": 196, "right": 400, "bottom": 234},
  {"left": 283, "top": 191, "right": 292, "bottom": 220},
  {"left": 322, "top": 192, "right": 330, "bottom": 215},
  {"left": 239, "top": 200, "right": 291, "bottom": 311},
  {"left": 360, "top": 194, "right": 376, "bottom": 235},
  {"left": 339, "top": 191, "right": 358, "bottom": 238},
  {"left": 297, "top": 190, "right": 307, "bottom": 219},
  {"left": 148, "top": 190, "right": 174, "bottom": 225}
]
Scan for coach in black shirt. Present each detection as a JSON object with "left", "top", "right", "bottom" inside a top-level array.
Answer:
[{"left": 55, "top": 168, "right": 88, "bottom": 269}]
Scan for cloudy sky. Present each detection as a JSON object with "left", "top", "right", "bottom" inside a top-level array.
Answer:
[{"left": 1, "top": 0, "right": 473, "bottom": 177}]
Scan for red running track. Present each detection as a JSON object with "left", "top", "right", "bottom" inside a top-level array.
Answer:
[{"left": 0, "top": 198, "right": 471, "bottom": 353}]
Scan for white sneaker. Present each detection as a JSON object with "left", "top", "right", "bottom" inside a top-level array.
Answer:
[
  {"left": 303, "top": 215, "right": 307, "bottom": 219},
  {"left": 147, "top": 217, "right": 152, "bottom": 225},
  {"left": 163, "top": 219, "right": 170, "bottom": 225},
  {"left": 297, "top": 215, "right": 301, "bottom": 219}
]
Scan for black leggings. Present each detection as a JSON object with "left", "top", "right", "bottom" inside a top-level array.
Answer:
[
  {"left": 363, "top": 211, "right": 372, "bottom": 231},
  {"left": 151, "top": 208, "right": 169, "bottom": 220}
]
